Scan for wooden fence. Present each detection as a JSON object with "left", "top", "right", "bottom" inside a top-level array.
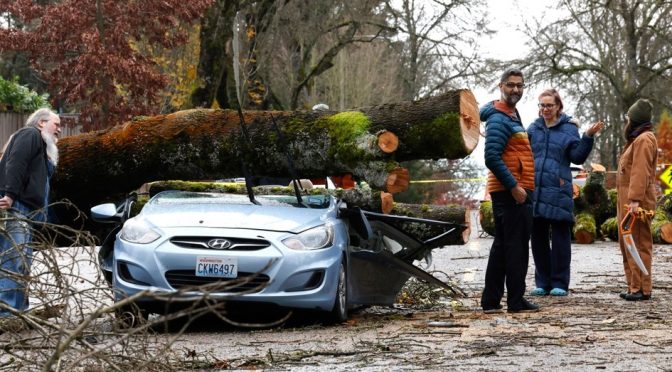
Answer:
[{"left": 0, "top": 112, "right": 82, "bottom": 146}]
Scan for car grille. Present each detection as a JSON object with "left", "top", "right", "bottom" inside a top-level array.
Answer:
[
  {"left": 165, "top": 270, "right": 270, "bottom": 293},
  {"left": 169, "top": 236, "right": 271, "bottom": 251}
]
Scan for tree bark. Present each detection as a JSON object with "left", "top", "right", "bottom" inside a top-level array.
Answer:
[{"left": 53, "top": 90, "right": 480, "bottom": 210}]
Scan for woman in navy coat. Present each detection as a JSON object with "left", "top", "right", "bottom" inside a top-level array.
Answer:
[{"left": 527, "top": 89, "right": 604, "bottom": 296}]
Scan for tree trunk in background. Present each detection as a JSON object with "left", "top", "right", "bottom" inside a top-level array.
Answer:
[
  {"left": 190, "top": 0, "right": 238, "bottom": 109},
  {"left": 53, "top": 90, "right": 480, "bottom": 212}
]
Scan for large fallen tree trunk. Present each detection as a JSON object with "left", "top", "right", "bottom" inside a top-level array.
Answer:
[{"left": 53, "top": 90, "right": 479, "bottom": 210}]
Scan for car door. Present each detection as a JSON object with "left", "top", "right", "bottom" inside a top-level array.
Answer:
[{"left": 342, "top": 207, "right": 464, "bottom": 306}]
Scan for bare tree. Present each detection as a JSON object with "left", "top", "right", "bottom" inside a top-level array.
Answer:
[
  {"left": 256, "top": 0, "right": 395, "bottom": 109},
  {"left": 306, "top": 40, "right": 406, "bottom": 110},
  {"left": 520, "top": 0, "right": 672, "bottom": 168},
  {"left": 384, "top": 0, "right": 491, "bottom": 100}
]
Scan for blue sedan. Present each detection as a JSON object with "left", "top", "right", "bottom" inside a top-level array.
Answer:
[{"left": 91, "top": 189, "right": 461, "bottom": 323}]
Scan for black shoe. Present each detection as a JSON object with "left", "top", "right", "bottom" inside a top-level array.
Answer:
[
  {"left": 507, "top": 298, "right": 540, "bottom": 313},
  {"left": 482, "top": 304, "right": 504, "bottom": 314},
  {"left": 619, "top": 291, "right": 629, "bottom": 299},
  {"left": 625, "top": 291, "right": 651, "bottom": 301}
]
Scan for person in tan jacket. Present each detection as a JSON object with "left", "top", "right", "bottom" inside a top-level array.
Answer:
[{"left": 617, "top": 99, "right": 657, "bottom": 301}]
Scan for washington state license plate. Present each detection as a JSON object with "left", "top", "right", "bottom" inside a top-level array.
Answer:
[{"left": 196, "top": 256, "right": 238, "bottom": 278}]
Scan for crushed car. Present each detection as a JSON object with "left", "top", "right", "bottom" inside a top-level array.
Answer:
[{"left": 91, "top": 179, "right": 465, "bottom": 323}]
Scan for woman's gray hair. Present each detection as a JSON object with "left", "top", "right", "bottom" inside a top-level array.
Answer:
[{"left": 25, "top": 108, "right": 56, "bottom": 128}]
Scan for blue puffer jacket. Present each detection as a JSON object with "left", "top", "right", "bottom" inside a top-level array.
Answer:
[{"left": 527, "top": 114, "right": 594, "bottom": 222}]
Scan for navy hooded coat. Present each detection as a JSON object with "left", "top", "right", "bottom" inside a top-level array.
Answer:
[{"left": 527, "top": 114, "right": 595, "bottom": 222}]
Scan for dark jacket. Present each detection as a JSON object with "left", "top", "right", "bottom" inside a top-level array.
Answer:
[
  {"left": 481, "top": 100, "right": 535, "bottom": 193},
  {"left": 0, "top": 126, "right": 50, "bottom": 211},
  {"left": 527, "top": 114, "right": 594, "bottom": 221}
]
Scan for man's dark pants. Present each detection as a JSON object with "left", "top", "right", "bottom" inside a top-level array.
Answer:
[{"left": 481, "top": 190, "right": 533, "bottom": 310}]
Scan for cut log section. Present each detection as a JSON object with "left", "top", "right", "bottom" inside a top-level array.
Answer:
[
  {"left": 590, "top": 163, "right": 606, "bottom": 172},
  {"left": 53, "top": 90, "right": 480, "bottom": 210},
  {"left": 380, "top": 192, "right": 394, "bottom": 214},
  {"left": 600, "top": 217, "right": 618, "bottom": 242},
  {"left": 478, "top": 201, "right": 495, "bottom": 237},
  {"left": 377, "top": 130, "right": 399, "bottom": 153},
  {"left": 386, "top": 167, "right": 410, "bottom": 194},
  {"left": 573, "top": 212, "right": 596, "bottom": 244},
  {"left": 573, "top": 170, "right": 610, "bottom": 241}
]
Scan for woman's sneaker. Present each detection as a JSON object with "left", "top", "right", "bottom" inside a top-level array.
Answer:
[{"left": 550, "top": 288, "right": 568, "bottom": 296}]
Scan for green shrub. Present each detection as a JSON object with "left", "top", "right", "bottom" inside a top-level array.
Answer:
[{"left": 0, "top": 76, "right": 51, "bottom": 113}]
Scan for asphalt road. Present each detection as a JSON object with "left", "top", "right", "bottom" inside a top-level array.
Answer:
[
  {"left": 159, "top": 222, "right": 672, "bottom": 371},
  {"left": 5, "top": 215, "right": 672, "bottom": 371}
]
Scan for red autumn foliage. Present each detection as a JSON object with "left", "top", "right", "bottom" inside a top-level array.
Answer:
[
  {"left": 656, "top": 110, "right": 672, "bottom": 164},
  {"left": 0, "top": 0, "right": 213, "bottom": 130}
]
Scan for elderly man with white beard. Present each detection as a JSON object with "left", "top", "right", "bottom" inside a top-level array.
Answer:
[{"left": 0, "top": 108, "right": 60, "bottom": 319}]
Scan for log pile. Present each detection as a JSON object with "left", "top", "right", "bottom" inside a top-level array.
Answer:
[
  {"left": 651, "top": 194, "right": 672, "bottom": 243},
  {"left": 478, "top": 164, "right": 672, "bottom": 245},
  {"left": 573, "top": 165, "right": 611, "bottom": 244}
]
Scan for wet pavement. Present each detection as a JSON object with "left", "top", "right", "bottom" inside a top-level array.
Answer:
[
  {"left": 6, "top": 213, "right": 672, "bottom": 371},
  {"left": 164, "top": 213, "right": 672, "bottom": 371}
]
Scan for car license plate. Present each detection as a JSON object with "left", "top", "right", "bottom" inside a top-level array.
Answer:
[{"left": 196, "top": 256, "right": 237, "bottom": 278}]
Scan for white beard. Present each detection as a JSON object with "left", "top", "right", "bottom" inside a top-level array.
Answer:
[{"left": 41, "top": 130, "right": 59, "bottom": 166}]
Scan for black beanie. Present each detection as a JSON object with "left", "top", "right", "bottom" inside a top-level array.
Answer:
[{"left": 627, "top": 99, "right": 653, "bottom": 125}]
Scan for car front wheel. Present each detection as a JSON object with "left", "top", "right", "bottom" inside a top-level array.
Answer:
[{"left": 329, "top": 260, "right": 348, "bottom": 323}]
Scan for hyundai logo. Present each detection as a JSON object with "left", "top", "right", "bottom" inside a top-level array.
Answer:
[{"left": 207, "top": 238, "right": 233, "bottom": 250}]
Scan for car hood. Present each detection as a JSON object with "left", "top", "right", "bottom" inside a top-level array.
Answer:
[{"left": 139, "top": 202, "right": 335, "bottom": 233}]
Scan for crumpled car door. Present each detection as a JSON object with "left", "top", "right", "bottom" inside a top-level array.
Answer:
[{"left": 341, "top": 207, "right": 466, "bottom": 306}]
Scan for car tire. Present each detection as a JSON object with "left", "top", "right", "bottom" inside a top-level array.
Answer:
[{"left": 328, "top": 260, "right": 348, "bottom": 323}]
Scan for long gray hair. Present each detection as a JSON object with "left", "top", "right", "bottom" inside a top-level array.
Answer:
[
  {"left": 1, "top": 108, "right": 59, "bottom": 163},
  {"left": 25, "top": 108, "right": 57, "bottom": 128}
]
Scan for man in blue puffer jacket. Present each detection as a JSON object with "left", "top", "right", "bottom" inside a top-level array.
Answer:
[
  {"left": 480, "top": 69, "right": 538, "bottom": 314},
  {"left": 527, "top": 88, "right": 604, "bottom": 297}
]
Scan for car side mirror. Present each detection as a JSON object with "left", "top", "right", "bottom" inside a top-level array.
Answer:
[{"left": 90, "top": 203, "right": 122, "bottom": 223}]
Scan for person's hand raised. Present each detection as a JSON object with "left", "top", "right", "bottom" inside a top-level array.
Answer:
[{"left": 586, "top": 121, "right": 605, "bottom": 137}]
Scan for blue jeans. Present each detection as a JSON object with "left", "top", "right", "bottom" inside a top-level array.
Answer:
[{"left": 0, "top": 203, "right": 34, "bottom": 317}]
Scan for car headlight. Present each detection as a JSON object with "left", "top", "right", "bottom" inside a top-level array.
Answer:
[
  {"left": 120, "top": 217, "right": 161, "bottom": 244},
  {"left": 282, "top": 224, "right": 334, "bottom": 250}
]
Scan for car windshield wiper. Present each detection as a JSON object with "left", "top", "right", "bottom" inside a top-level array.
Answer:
[
  {"left": 233, "top": 107, "right": 259, "bottom": 205},
  {"left": 269, "top": 113, "right": 308, "bottom": 208}
]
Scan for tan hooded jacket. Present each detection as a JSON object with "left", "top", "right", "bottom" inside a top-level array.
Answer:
[{"left": 616, "top": 131, "right": 658, "bottom": 212}]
